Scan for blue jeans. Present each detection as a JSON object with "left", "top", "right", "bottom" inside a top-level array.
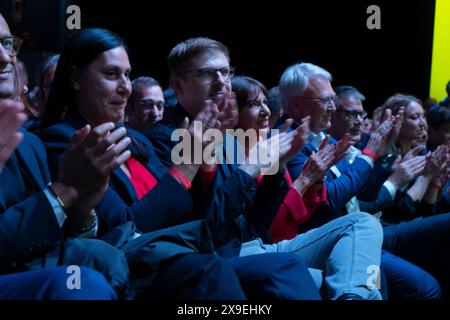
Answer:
[
  {"left": 0, "top": 267, "right": 116, "bottom": 300},
  {"left": 240, "top": 212, "right": 383, "bottom": 300}
]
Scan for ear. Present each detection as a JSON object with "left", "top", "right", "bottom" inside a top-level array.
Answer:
[
  {"left": 169, "top": 74, "right": 183, "bottom": 96},
  {"left": 70, "top": 67, "right": 81, "bottom": 90}
]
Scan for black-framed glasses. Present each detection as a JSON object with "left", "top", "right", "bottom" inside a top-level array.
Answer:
[
  {"left": 183, "top": 66, "right": 235, "bottom": 82},
  {"left": 137, "top": 99, "right": 166, "bottom": 110},
  {"left": 0, "top": 35, "right": 23, "bottom": 56},
  {"left": 336, "top": 109, "right": 367, "bottom": 120},
  {"left": 297, "top": 95, "right": 336, "bottom": 106}
]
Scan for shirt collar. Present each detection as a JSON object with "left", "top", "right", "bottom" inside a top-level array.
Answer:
[
  {"left": 346, "top": 145, "right": 361, "bottom": 163},
  {"left": 308, "top": 131, "right": 327, "bottom": 150}
]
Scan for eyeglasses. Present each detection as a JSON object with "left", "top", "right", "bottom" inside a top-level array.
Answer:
[
  {"left": 336, "top": 109, "right": 367, "bottom": 120},
  {"left": 297, "top": 95, "right": 336, "bottom": 106},
  {"left": 0, "top": 35, "right": 23, "bottom": 56},
  {"left": 183, "top": 66, "right": 235, "bottom": 82},
  {"left": 137, "top": 99, "right": 166, "bottom": 110}
]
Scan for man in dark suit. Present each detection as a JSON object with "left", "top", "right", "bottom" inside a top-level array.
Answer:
[
  {"left": 146, "top": 37, "right": 385, "bottom": 300},
  {"left": 0, "top": 102, "right": 117, "bottom": 300},
  {"left": 0, "top": 24, "right": 250, "bottom": 301},
  {"left": 0, "top": 14, "right": 129, "bottom": 298},
  {"left": 278, "top": 63, "right": 399, "bottom": 229}
]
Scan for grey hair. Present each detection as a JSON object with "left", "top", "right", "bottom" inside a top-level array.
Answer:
[
  {"left": 278, "top": 62, "right": 332, "bottom": 110},
  {"left": 334, "top": 85, "right": 366, "bottom": 108}
]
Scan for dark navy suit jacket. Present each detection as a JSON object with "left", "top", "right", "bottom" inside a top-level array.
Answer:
[
  {"left": 0, "top": 129, "right": 63, "bottom": 270},
  {"left": 39, "top": 115, "right": 195, "bottom": 235}
]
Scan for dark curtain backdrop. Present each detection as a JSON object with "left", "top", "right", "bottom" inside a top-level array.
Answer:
[{"left": 3, "top": 0, "right": 436, "bottom": 114}]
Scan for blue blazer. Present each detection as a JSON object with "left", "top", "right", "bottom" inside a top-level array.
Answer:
[
  {"left": 39, "top": 115, "right": 195, "bottom": 235},
  {"left": 0, "top": 129, "right": 63, "bottom": 269},
  {"left": 146, "top": 105, "right": 290, "bottom": 258},
  {"left": 358, "top": 185, "right": 395, "bottom": 214},
  {"left": 278, "top": 118, "right": 389, "bottom": 230}
]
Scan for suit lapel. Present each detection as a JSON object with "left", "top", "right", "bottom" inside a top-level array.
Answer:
[
  {"left": 112, "top": 166, "right": 138, "bottom": 202},
  {"left": 146, "top": 158, "right": 162, "bottom": 180},
  {"left": 15, "top": 138, "right": 46, "bottom": 190}
]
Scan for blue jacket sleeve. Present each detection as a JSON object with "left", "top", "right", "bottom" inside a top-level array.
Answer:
[
  {"left": 0, "top": 191, "right": 64, "bottom": 269},
  {"left": 288, "top": 144, "right": 373, "bottom": 216},
  {"left": 358, "top": 185, "right": 395, "bottom": 214},
  {"left": 324, "top": 158, "right": 373, "bottom": 215},
  {"left": 0, "top": 132, "right": 63, "bottom": 269}
]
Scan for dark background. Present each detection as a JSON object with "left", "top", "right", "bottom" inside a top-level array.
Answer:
[{"left": 1, "top": 0, "right": 436, "bottom": 114}]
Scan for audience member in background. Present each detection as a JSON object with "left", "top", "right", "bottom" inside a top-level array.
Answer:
[
  {"left": 427, "top": 106, "right": 450, "bottom": 151},
  {"left": 12, "top": 59, "right": 41, "bottom": 131},
  {"left": 329, "top": 86, "right": 443, "bottom": 299},
  {"left": 423, "top": 97, "right": 438, "bottom": 111},
  {"left": 356, "top": 114, "right": 373, "bottom": 150},
  {"left": 426, "top": 106, "right": 450, "bottom": 216},
  {"left": 163, "top": 86, "right": 178, "bottom": 107},
  {"left": 232, "top": 76, "right": 336, "bottom": 242},
  {"left": 438, "top": 80, "right": 450, "bottom": 108},
  {"left": 375, "top": 94, "right": 449, "bottom": 221},
  {"left": 126, "top": 76, "right": 165, "bottom": 131},
  {"left": 30, "top": 54, "right": 60, "bottom": 116},
  {"left": 267, "top": 86, "right": 284, "bottom": 129},
  {"left": 371, "top": 105, "right": 385, "bottom": 131},
  {"left": 362, "top": 115, "right": 372, "bottom": 134},
  {"left": 374, "top": 94, "right": 450, "bottom": 298},
  {"left": 278, "top": 63, "right": 397, "bottom": 225}
]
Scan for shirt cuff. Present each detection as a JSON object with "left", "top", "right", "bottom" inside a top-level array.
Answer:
[
  {"left": 357, "top": 154, "right": 375, "bottom": 169},
  {"left": 43, "top": 186, "right": 67, "bottom": 228},
  {"left": 382, "top": 180, "right": 397, "bottom": 200}
]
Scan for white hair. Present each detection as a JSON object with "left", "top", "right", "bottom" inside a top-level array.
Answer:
[{"left": 278, "top": 62, "right": 332, "bottom": 110}]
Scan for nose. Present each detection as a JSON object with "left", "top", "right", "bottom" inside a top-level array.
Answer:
[
  {"left": 213, "top": 70, "right": 227, "bottom": 85},
  {"left": 418, "top": 115, "right": 427, "bottom": 128},
  {"left": 150, "top": 104, "right": 159, "bottom": 115},
  {"left": 117, "top": 75, "right": 131, "bottom": 97},
  {"left": 261, "top": 103, "right": 271, "bottom": 118}
]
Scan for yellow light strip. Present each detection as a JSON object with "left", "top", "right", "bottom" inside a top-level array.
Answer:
[{"left": 430, "top": 0, "right": 450, "bottom": 101}]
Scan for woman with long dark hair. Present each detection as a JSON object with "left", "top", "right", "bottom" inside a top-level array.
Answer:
[{"left": 40, "top": 28, "right": 246, "bottom": 300}]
